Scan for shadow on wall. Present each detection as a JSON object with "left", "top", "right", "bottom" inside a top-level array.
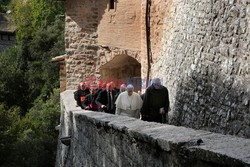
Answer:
[
  {"left": 171, "top": 66, "right": 250, "bottom": 138},
  {"left": 65, "top": 0, "right": 107, "bottom": 33},
  {"left": 64, "top": 0, "right": 110, "bottom": 87}
]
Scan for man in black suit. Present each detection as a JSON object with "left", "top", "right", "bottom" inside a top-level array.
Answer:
[
  {"left": 96, "top": 82, "right": 106, "bottom": 96},
  {"left": 95, "top": 82, "right": 117, "bottom": 114},
  {"left": 114, "top": 83, "right": 126, "bottom": 102}
]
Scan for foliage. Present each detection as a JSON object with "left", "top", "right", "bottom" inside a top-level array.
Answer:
[
  {"left": 9, "top": 0, "right": 32, "bottom": 42},
  {"left": 0, "top": 46, "right": 29, "bottom": 113},
  {"left": 0, "top": 89, "right": 60, "bottom": 167},
  {"left": 0, "top": 0, "right": 64, "bottom": 166},
  {"left": 9, "top": 0, "right": 64, "bottom": 42},
  {"left": 0, "top": 0, "right": 11, "bottom": 13},
  {"left": 0, "top": 104, "right": 20, "bottom": 165},
  {"left": 24, "top": 18, "right": 64, "bottom": 105},
  {"left": 0, "top": 0, "right": 65, "bottom": 112}
]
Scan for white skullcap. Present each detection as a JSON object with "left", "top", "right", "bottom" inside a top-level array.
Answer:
[{"left": 126, "top": 84, "right": 134, "bottom": 90}]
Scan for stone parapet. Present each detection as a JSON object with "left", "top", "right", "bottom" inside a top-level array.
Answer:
[{"left": 56, "top": 90, "right": 250, "bottom": 167}]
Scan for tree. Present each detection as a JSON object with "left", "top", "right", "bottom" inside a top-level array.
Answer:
[
  {"left": 0, "top": 0, "right": 64, "bottom": 166},
  {"left": 0, "top": 104, "right": 20, "bottom": 166},
  {"left": 0, "top": 0, "right": 65, "bottom": 112},
  {"left": 1, "top": 89, "right": 60, "bottom": 167},
  {"left": 0, "top": 46, "right": 29, "bottom": 113},
  {"left": 0, "top": 0, "right": 11, "bottom": 13}
]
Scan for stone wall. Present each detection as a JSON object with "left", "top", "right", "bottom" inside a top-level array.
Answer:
[
  {"left": 151, "top": 0, "right": 250, "bottom": 138},
  {"left": 149, "top": 0, "right": 172, "bottom": 62},
  {"left": 0, "top": 14, "right": 16, "bottom": 52},
  {"left": 63, "top": 0, "right": 250, "bottom": 137},
  {"left": 0, "top": 34, "right": 16, "bottom": 52},
  {"left": 100, "top": 54, "right": 141, "bottom": 81},
  {"left": 64, "top": 0, "right": 100, "bottom": 89},
  {"left": 56, "top": 90, "right": 250, "bottom": 167},
  {"left": 64, "top": 0, "right": 147, "bottom": 90}
]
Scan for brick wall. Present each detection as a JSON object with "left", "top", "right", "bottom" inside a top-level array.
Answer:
[
  {"left": 59, "top": 61, "right": 66, "bottom": 92},
  {"left": 98, "top": 0, "right": 142, "bottom": 50}
]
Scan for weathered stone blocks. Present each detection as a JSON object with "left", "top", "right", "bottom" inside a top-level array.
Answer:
[
  {"left": 56, "top": 91, "right": 250, "bottom": 167},
  {"left": 152, "top": 0, "right": 250, "bottom": 138}
]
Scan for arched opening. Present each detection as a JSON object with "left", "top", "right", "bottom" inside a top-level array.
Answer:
[{"left": 100, "top": 54, "right": 141, "bottom": 91}]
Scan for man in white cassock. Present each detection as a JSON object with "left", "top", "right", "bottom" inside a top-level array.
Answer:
[{"left": 115, "top": 84, "right": 143, "bottom": 118}]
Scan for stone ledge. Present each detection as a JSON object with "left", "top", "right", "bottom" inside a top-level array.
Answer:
[{"left": 61, "top": 90, "right": 250, "bottom": 166}]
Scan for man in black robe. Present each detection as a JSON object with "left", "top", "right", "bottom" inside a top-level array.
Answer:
[
  {"left": 84, "top": 89, "right": 98, "bottom": 111},
  {"left": 141, "top": 78, "right": 169, "bottom": 123},
  {"left": 74, "top": 81, "right": 90, "bottom": 109}
]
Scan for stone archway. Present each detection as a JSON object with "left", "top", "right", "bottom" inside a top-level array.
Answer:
[{"left": 100, "top": 54, "right": 141, "bottom": 91}]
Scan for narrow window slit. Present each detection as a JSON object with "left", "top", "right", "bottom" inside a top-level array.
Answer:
[{"left": 110, "top": 0, "right": 115, "bottom": 10}]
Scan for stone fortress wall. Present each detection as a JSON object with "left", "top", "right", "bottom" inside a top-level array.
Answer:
[
  {"left": 151, "top": 0, "right": 250, "bottom": 138},
  {"left": 62, "top": 0, "right": 249, "bottom": 137}
]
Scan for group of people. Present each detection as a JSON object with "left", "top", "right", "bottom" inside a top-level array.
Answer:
[{"left": 74, "top": 78, "right": 170, "bottom": 123}]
